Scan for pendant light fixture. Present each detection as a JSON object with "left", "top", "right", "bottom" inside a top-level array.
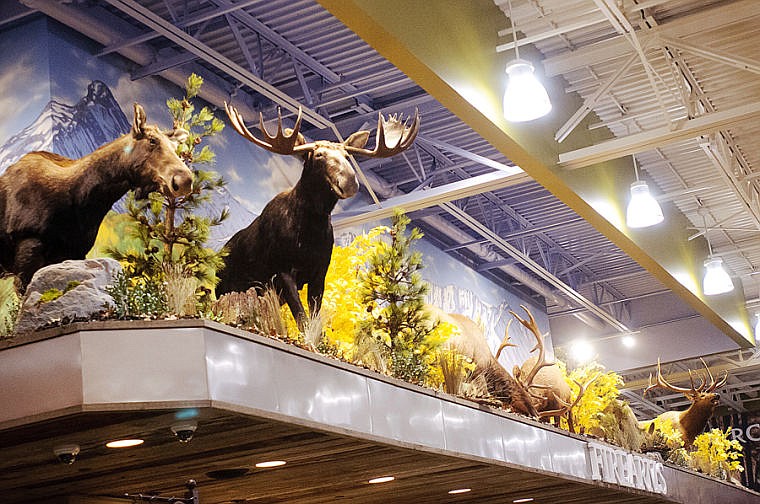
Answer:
[
  {"left": 700, "top": 210, "right": 733, "bottom": 296},
  {"left": 503, "top": 0, "right": 552, "bottom": 122},
  {"left": 626, "top": 152, "right": 663, "bottom": 228}
]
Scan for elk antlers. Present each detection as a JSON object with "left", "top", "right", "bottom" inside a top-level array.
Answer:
[
  {"left": 509, "top": 305, "right": 554, "bottom": 389},
  {"left": 225, "top": 102, "right": 420, "bottom": 158},
  {"left": 537, "top": 372, "right": 601, "bottom": 430},
  {"left": 644, "top": 358, "right": 728, "bottom": 398}
]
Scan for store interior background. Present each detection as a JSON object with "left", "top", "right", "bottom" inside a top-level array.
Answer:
[{"left": 4, "top": 0, "right": 760, "bottom": 498}]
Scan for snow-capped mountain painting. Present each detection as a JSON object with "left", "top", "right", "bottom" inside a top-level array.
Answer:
[
  {"left": 0, "top": 81, "right": 130, "bottom": 173},
  {"left": 0, "top": 80, "right": 255, "bottom": 249}
]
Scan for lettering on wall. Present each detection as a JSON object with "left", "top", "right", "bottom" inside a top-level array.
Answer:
[
  {"left": 731, "top": 423, "right": 760, "bottom": 443},
  {"left": 587, "top": 442, "right": 667, "bottom": 495}
]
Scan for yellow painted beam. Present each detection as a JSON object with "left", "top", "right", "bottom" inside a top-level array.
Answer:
[{"left": 317, "top": 0, "right": 753, "bottom": 348}]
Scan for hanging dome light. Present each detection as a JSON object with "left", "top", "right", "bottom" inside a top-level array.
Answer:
[
  {"left": 703, "top": 256, "right": 734, "bottom": 295},
  {"left": 502, "top": 0, "right": 551, "bottom": 123},
  {"left": 503, "top": 59, "right": 552, "bottom": 122},
  {"left": 626, "top": 180, "right": 664, "bottom": 228}
]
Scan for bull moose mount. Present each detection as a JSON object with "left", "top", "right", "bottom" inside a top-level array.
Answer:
[
  {"left": 0, "top": 103, "right": 193, "bottom": 286},
  {"left": 217, "top": 103, "right": 420, "bottom": 327}
]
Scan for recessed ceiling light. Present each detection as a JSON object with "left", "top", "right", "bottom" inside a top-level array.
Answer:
[
  {"left": 513, "top": 498, "right": 534, "bottom": 503},
  {"left": 255, "top": 460, "right": 287, "bottom": 468},
  {"left": 621, "top": 335, "right": 636, "bottom": 348},
  {"left": 368, "top": 476, "right": 395, "bottom": 484},
  {"left": 105, "top": 439, "right": 144, "bottom": 448},
  {"left": 448, "top": 488, "right": 472, "bottom": 494},
  {"left": 206, "top": 468, "right": 250, "bottom": 480}
]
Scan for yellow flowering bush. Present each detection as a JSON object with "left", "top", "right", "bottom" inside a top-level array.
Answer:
[
  {"left": 282, "top": 226, "right": 389, "bottom": 348},
  {"left": 690, "top": 428, "right": 743, "bottom": 478},
  {"left": 282, "top": 219, "right": 460, "bottom": 385},
  {"left": 650, "top": 416, "right": 686, "bottom": 451},
  {"left": 563, "top": 362, "right": 623, "bottom": 433}
]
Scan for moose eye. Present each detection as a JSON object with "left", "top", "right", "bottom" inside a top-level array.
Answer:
[{"left": 149, "top": 137, "right": 159, "bottom": 147}]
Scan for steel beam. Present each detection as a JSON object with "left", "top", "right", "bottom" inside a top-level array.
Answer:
[
  {"left": 559, "top": 101, "right": 760, "bottom": 169},
  {"left": 333, "top": 170, "right": 530, "bottom": 230},
  {"left": 103, "top": 0, "right": 333, "bottom": 129}
]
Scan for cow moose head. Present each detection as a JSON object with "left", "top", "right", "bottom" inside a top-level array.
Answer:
[{"left": 128, "top": 103, "right": 193, "bottom": 199}]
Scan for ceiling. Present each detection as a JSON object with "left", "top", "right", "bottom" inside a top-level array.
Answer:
[
  {"left": 0, "top": 407, "right": 675, "bottom": 504},
  {"left": 3, "top": 0, "right": 760, "bottom": 415}
]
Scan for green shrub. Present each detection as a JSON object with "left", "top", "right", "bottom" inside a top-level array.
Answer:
[{"left": 106, "top": 270, "right": 167, "bottom": 318}]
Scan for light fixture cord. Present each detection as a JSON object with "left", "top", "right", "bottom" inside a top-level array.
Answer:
[
  {"left": 632, "top": 153, "right": 640, "bottom": 181},
  {"left": 627, "top": 122, "right": 640, "bottom": 181},
  {"left": 701, "top": 211, "right": 714, "bottom": 257},
  {"left": 508, "top": 0, "right": 519, "bottom": 59}
]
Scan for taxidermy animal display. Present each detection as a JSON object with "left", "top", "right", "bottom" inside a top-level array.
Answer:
[
  {"left": 640, "top": 358, "right": 728, "bottom": 447},
  {"left": 441, "top": 304, "right": 595, "bottom": 422},
  {"left": 435, "top": 305, "right": 538, "bottom": 417},
  {"left": 506, "top": 306, "right": 596, "bottom": 428},
  {"left": 218, "top": 103, "right": 419, "bottom": 326},
  {"left": 0, "top": 103, "right": 194, "bottom": 287}
]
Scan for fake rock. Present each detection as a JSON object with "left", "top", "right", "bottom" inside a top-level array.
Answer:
[{"left": 15, "top": 258, "right": 122, "bottom": 334}]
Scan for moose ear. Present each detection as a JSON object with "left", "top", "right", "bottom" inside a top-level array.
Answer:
[
  {"left": 132, "top": 103, "right": 147, "bottom": 137},
  {"left": 345, "top": 130, "right": 370, "bottom": 149}
]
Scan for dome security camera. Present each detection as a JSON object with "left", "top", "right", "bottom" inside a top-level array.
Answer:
[
  {"left": 53, "top": 444, "right": 80, "bottom": 465},
  {"left": 170, "top": 421, "right": 197, "bottom": 443}
]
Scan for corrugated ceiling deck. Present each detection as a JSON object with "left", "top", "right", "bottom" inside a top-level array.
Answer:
[{"left": 511, "top": 0, "right": 760, "bottom": 303}]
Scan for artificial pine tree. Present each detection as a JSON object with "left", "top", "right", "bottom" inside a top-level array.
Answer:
[
  {"left": 358, "top": 210, "right": 440, "bottom": 383},
  {"left": 108, "top": 74, "right": 228, "bottom": 313}
]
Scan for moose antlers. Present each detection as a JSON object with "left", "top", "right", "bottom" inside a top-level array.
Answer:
[
  {"left": 224, "top": 102, "right": 420, "bottom": 158},
  {"left": 225, "top": 102, "right": 306, "bottom": 155},
  {"left": 345, "top": 111, "right": 420, "bottom": 158},
  {"left": 644, "top": 358, "right": 728, "bottom": 398}
]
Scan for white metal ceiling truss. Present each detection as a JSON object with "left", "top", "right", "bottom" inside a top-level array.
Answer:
[
  {"left": 512, "top": 0, "right": 760, "bottom": 305},
  {"left": 493, "top": 0, "right": 760, "bottom": 409}
]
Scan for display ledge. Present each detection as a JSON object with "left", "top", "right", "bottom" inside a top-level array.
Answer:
[{"left": 0, "top": 320, "right": 757, "bottom": 504}]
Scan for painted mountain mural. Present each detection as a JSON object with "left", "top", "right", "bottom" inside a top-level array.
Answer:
[
  {"left": 0, "top": 81, "right": 130, "bottom": 173},
  {"left": 0, "top": 80, "right": 254, "bottom": 250}
]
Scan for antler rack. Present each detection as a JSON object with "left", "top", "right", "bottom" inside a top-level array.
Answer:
[
  {"left": 225, "top": 102, "right": 420, "bottom": 159},
  {"left": 644, "top": 358, "right": 728, "bottom": 397},
  {"left": 509, "top": 304, "right": 554, "bottom": 390},
  {"left": 345, "top": 109, "right": 421, "bottom": 158},
  {"left": 225, "top": 102, "right": 307, "bottom": 155}
]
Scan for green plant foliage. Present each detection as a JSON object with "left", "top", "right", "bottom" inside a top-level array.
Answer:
[
  {"left": 39, "top": 288, "right": 64, "bottom": 304},
  {"left": 107, "top": 73, "right": 228, "bottom": 313},
  {"left": 357, "top": 210, "right": 442, "bottom": 384},
  {"left": 37, "top": 281, "right": 82, "bottom": 305},
  {"left": 106, "top": 270, "right": 167, "bottom": 319},
  {"left": 0, "top": 277, "right": 20, "bottom": 337}
]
